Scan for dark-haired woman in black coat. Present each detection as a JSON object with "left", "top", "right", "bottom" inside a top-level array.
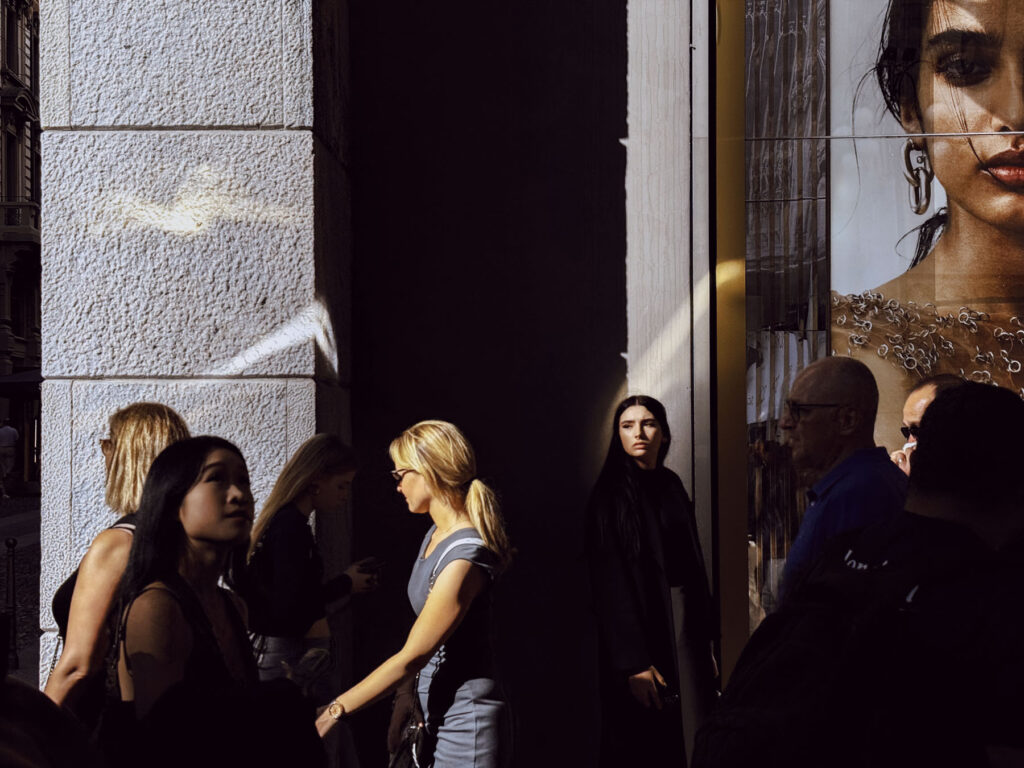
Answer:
[{"left": 586, "top": 395, "right": 716, "bottom": 767}]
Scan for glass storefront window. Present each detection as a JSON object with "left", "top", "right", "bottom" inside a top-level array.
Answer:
[
  {"left": 744, "top": 0, "right": 830, "bottom": 622},
  {"left": 744, "top": 0, "right": 1024, "bottom": 629}
]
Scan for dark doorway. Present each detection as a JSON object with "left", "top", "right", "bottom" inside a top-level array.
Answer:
[{"left": 347, "top": 2, "right": 627, "bottom": 765}]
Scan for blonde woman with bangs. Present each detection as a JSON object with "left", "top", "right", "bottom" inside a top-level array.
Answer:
[
  {"left": 316, "top": 420, "right": 512, "bottom": 768},
  {"left": 46, "top": 402, "right": 189, "bottom": 722},
  {"left": 240, "top": 433, "right": 379, "bottom": 694}
]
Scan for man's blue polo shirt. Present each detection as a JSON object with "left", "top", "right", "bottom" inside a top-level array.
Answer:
[{"left": 779, "top": 447, "right": 907, "bottom": 603}]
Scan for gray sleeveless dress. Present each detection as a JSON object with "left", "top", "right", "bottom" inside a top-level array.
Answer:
[{"left": 409, "top": 526, "right": 506, "bottom": 768}]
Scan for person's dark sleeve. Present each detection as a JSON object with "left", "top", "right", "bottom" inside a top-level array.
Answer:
[
  {"left": 248, "top": 515, "right": 325, "bottom": 637},
  {"left": 586, "top": 494, "right": 651, "bottom": 676}
]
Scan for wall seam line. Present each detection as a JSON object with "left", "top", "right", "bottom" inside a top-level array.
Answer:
[
  {"left": 281, "top": 0, "right": 286, "bottom": 126},
  {"left": 65, "top": 0, "right": 72, "bottom": 123}
]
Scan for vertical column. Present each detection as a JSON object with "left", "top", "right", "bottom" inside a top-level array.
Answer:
[
  {"left": 626, "top": 5, "right": 713, "bottom": 567},
  {"left": 626, "top": 2, "right": 697, "bottom": 516},
  {"left": 625, "top": 0, "right": 714, "bottom": 757},
  {"left": 37, "top": 0, "right": 351, "bottom": 684}
]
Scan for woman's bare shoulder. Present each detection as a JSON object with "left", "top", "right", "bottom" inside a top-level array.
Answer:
[
  {"left": 78, "top": 526, "right": 133, "bottom": 575},
  {"left": 125, "top": 584, "right": 191, "bottom": 642}
]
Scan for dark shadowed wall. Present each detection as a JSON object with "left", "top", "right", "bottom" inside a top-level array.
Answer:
[{"left": 346, "top": 3, "right": 627, "bottom": 766}]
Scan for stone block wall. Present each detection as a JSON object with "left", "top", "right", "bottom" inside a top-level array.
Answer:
[{"left": 38, "top": 0, "right": 351, "bottom": 684}]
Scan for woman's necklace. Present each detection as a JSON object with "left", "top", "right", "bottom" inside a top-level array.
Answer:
[{"left": 435, "top": 519, "right": 466, "bottom": 538}]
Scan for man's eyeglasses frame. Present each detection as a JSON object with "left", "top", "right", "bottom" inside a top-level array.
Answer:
[{"left": 783, "top": 400, "right": 842, "bottom": 424}]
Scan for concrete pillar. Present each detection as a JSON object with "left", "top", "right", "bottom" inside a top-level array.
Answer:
[
  {"left": 625, "top": 1, "right": 714, "bottom": 758},
  {"left": 625, "top": 2, "right": 712, "bottom": 553},
  {"left": 37, "top": 0, "right": 351, "bottom": 684}
]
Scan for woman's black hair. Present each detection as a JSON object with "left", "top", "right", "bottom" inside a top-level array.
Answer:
[
  {"left": 588, "top": 395, "right": 671, "bottom": 559},
  {"left": 875, "top": 0, "right": 948, "bottom": 266},
  {"left": 876, "top": 0, "right": 931, "bottom": 126},
  {"left": 120, "top": 435, "right": 247, "bottom": 603}
]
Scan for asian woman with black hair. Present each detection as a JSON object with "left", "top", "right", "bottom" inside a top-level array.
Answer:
[
  {"left": 116, "top": 436, "right": 257, "bottom": 720},
  {"left": 108, "top": 436, "right": 323, "bottom": 768},
  {"left": 586, "top": 395, "right": 716, "bottom": 766}
]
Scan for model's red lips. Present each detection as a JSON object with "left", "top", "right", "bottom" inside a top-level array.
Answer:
[
  {"left": 984, "top": 149, "right": 1024, "bottom": 186},
  {"left": 983, "top": 150, "right": 1024, "bottom": 187},
  {"left": 985, "top": 148, "right": 1024, "bottom": 168}
]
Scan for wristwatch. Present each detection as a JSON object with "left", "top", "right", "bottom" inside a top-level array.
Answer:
[{"left": 328, "top": 700, "right": 345, "bottom": 721}]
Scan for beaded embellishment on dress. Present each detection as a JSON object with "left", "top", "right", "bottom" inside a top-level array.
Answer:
[{"left": 831, "top": 291, "right": 1024, "bottom": 396}]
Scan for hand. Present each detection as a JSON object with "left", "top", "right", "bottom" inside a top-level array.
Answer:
[
  {"left": 315, "top": 706, "right": 339, "bottom": 739},
  {"left": 387, "top": 691, "right": 420, "bottom": 754},
  {"left": 345, "top": 557, "right": 381, "bottom": 594},
  {"left": 627, "top": 666, "right": 667, "bottom": 710},
  {"left": 889, "top": 442, "right": 916, "bottom": 476}
]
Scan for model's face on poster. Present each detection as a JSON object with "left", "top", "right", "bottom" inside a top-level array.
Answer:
[
  {"left": 826, "top": 0, "right": 1024, "bottom": 449},
  {"left": 911, "top": 0, "right": 1024, "bottom": 236}
]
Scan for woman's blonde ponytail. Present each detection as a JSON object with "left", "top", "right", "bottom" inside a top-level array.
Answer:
[{"left": 465, "top": 479, "right": 512, "bottom": 570}]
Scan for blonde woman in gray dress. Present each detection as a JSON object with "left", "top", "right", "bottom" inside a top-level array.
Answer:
[{"left": 315, "top": 420, "right": 512, "bottom": 768}]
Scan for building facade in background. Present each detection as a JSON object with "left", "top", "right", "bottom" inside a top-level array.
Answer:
[{"left": 0, "top": 0, "right": 40, "bottom": 489}]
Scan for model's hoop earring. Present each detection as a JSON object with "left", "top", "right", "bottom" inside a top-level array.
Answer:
[{"left": 903, "top": 139, "right": 934, "bottom": 215}]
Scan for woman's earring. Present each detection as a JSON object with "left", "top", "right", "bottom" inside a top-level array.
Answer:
[{"left": 903, "top": 139, "right": 934, "bottom": 215}]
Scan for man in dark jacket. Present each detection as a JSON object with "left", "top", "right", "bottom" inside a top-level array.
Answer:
[
  {"left": 694, "top": 381, "right": 1024, "bottom": 768},
  {"left": 777, "top": 357, "right": 906, "bottom": 603}
]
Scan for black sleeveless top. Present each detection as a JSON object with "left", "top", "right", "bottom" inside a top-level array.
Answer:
[
  {"left": 51, "top": 514, "right": 137, "bottom": 640},
  {"left": 119, "top": 573, "right": 258, "bottom": 691},
  {"left": 102, "top": 577, "right": 291, "bottom": 768}
]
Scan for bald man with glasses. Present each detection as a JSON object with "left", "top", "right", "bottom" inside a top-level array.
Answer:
[{"left": 776, "top": 357, "right": 907, "bottom": 604}]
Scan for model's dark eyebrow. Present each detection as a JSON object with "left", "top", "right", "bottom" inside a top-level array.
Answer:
[{"left": 925, "top": 29, "right": 1000, "bottom": 52}]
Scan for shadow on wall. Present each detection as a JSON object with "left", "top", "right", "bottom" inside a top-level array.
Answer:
[{"left": 347, "top": 2, "right": 628, "bottom": 767}]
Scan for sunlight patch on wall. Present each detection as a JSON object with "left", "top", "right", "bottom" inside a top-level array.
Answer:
[
  {"left": 203, "top": 297, "right": 338, "bottom": 377},
  {"left": 627, "top": 270, "right": 709, "bottom": 399},
  {"left": 89, "top": 164, "right": 302, "bottom": 237}
]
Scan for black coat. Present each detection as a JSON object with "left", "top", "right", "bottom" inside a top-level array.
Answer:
[
  {"left": 587, "top": 466, "right": 714, "bottom": 681},
  {"left": 586, "top": 465, "right": 716, "bottom": 765}
]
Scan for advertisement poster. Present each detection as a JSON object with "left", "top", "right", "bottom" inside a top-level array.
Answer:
[
  {"left": 746, "top": 0, "right": 1024, "bottom": 620},
  {"left": 830, "top": 0, "right": 1024, "bottom": 445}
]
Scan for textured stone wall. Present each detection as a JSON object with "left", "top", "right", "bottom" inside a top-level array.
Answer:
[{"left": 38, "top": 0, "right": 350, "bottom": 684}]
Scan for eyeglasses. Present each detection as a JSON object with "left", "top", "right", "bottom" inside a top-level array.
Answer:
[
  {"left": 783, "top": 399, "right": 841, "bottom": 424},
  {"left": 900, "top": 424, "right": 920, "bottom": 440},
  {"left": 390, "top": 468, "right": 414, "bottom": 483}
]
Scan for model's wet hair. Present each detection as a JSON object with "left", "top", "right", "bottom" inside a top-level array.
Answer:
[
  {"left": 909, "top": 382, "right": 1024, "bottom": 507},
  {"left": 875, "top": 0, "right": 931, "bottom": 126},
  {"left": 874, "top": 0, "right": 973, "bottom": 267},
  {"left": 389, "top": 420, "right": 512, "bottom": 570},
  {"left": 120, "top": 436, "right": 247, "bottom": 602},
  {"left": 589, "top": 395, "right": 672, "bottom": 558},
  {"left": 248, "top": 434, "right": 357, "bottom": 560}
]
